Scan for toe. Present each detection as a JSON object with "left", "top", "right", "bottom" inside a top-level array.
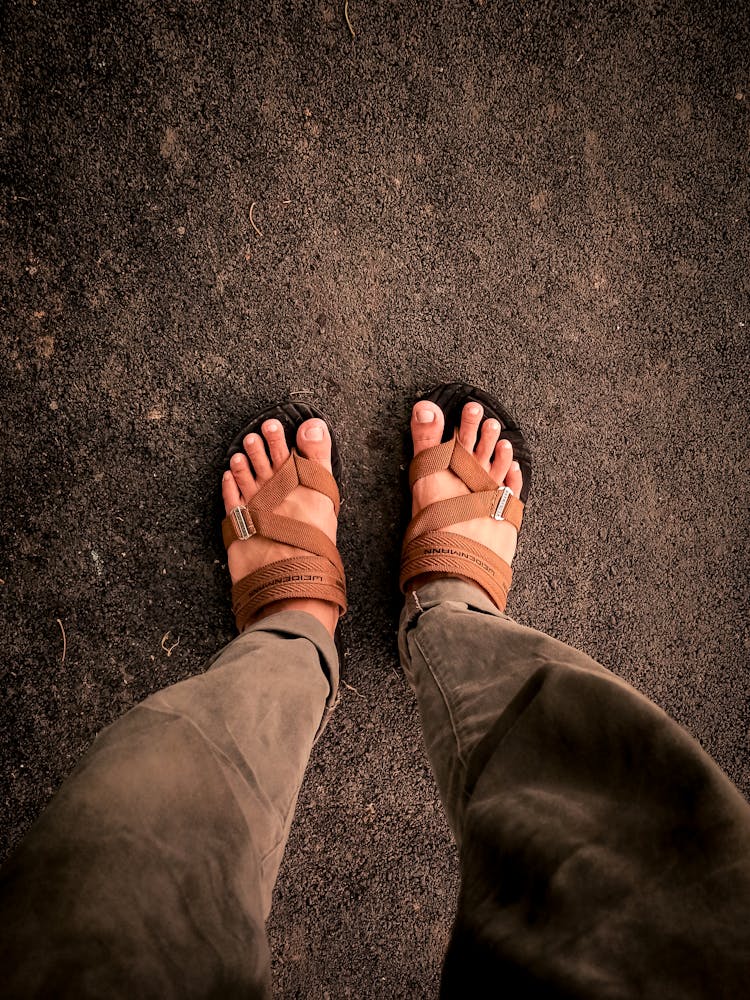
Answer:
[
  {"left": 222, "top": 469, "right": 242, "bottom": 513},
  {"left": 229, "top": 452, "right": 258, "bottom": 501},
  {"left": 474, "top": 418, "right": 501, "bottom": 468},
  {"left": 244, "top": 433, "right": 273, "bottom": 482},
  {"left": 262, "top": 419, "right": 290, "bottom": 469},
  {"left": 458, "top": 402, "right": 483, "bottom": 451},
  {"left": 411, "top": 401, "right": 444, "bottom": 453},
  {"left": 506, "top": 460, "right": 523, "bottom": 496},
  {"left": 490, "top": 438, "right": 514, "bottom": 484},
  {"left": 296, "top": 418, "right": 333, "bottom": 471}
]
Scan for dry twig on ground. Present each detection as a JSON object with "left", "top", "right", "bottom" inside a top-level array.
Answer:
[
  {"left": 56, "top": 618, "right": 66, "bottom": 663},
  {"left": 341, "top": 677, "right": 366, "bottom": 699},
  {"left": 161, "top": 631, "right": 181, "bottom": 657},
  {"left": 249, "top": 201, "right": 264, "bottom": 237},
  {"left": 344, "top": 0, "right": 355, "bottom": 39}
]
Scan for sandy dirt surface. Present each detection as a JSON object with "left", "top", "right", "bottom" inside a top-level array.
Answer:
[{"left": 1, "top": 1, "right": 748, "bottom": 996}]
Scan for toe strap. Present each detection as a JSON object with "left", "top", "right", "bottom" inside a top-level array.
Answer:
[
  {"left": 400, "top": 530, "right": 513, "bottom": 612},
  {"left": 222, "top": 451, "right": 341, "bottom": 549},
  {"left": 232, "top": 554, "right": 347, "bottom": 632},
  {"left": 403, "top": 489, "right": 524, "bottom": 548}
]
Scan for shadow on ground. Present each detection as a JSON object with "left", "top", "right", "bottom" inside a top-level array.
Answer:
[{"left": 1, "top": 2, "right": 748, "bottom": 996}]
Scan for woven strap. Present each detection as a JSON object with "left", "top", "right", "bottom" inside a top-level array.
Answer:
[
  {"left": 232, "top": 554, "right": 346, "bottom": 632},
  {"left": 222, "top": 451, "right": 346, "bottom": 630},
  {"left": 400, "top": 531, "right": 513, "bottom": 611},
  {"left": 400, "top": 433, "right": 524, "bottom": 611}
]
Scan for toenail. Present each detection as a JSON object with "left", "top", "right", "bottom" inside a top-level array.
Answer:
[
  {"left": 231, "top": 453, "right": 243, "bottom": 465},
  {"left": 512, "top": 460, "right": 520, "bottom": 470},
  {"left": 487, "top": 420, "right": 499, "bottom": 431},
  {"left": 467, "top": 404, "right": 481, "bottom": 417},
  {"left": 266, "top": 421, "right": 280, "bottom": 433},
  {"left": 302, "top": 424, "right": 324, "bottom": 441},
  {"left": 244, "top": 434, "right": 257, "bottom": 447},
  {"left": 415, "top": 407, "right": 435, "bottom": 424},
  {"left": 223, "top": 470, "right": 232, "bottom": 481},
  {"left": 501, "top": 439, "right": 512, "bottom": 448}
]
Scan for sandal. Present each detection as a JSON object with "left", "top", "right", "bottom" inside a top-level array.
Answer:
[
  {"left": 400, "top": 382, "right": 532, "bottom": 612},
  {"left": 221, "top": 400, "right": 347, "bottom": 633}
]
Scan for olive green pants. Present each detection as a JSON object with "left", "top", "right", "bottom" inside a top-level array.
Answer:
[{"left": 2, "top": 581, "right": 749, "bottom": 998}]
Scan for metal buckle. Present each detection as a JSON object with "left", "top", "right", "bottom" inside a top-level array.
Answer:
[
  {"left": 230, "top": 506, "right": 255, "bottom": 540},
  {"left": 492, "top": 487, "right": 512, "bottom": 521}
]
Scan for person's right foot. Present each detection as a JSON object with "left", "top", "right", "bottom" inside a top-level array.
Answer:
[{"left": 409, "top": 399, "right": 524, "bottom": 572}]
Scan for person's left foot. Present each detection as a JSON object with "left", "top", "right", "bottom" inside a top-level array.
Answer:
[
  {"left": 221, "top": 418, "right": 339, "bottom": 637},
  {"left": 409, "top": 399, "right": 523, "bottom": 571}
]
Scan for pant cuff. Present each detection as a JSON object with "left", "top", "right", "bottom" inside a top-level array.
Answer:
[
  {"left": 401, "top": 579, "right": 503, "bottom": 630},
  {"left": 215, "top": 610, "right": 340, "bottom": 714}
]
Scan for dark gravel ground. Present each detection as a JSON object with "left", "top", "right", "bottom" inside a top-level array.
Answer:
[{"left": 1, "top": 1, "right": 748, "bottom": 996}]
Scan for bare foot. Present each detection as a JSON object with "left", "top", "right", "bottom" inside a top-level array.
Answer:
[
  {"left": 221, "top": 417, "right": 339, "bottom": 637},
  {"left": 409, "top": 399, "right": 524, "bottom": 576}
]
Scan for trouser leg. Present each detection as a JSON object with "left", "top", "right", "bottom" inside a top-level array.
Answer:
[
  {"left": 399, "top": 580, "right": 750, "bottom": 999},
  {"left": 0, "top": 610, "right": 338, "bottom": 1000}
]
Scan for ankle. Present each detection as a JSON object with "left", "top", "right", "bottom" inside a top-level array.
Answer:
[{"left": 247, "top": 598, "right": 339, "bottom": 638}]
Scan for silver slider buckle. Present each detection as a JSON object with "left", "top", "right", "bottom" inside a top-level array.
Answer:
[
  {"left": 230, "top": 506, "right": 255, "bottom": 540},
  {"left": 492, "top": 487, "right": 512, "bottom": 521}
]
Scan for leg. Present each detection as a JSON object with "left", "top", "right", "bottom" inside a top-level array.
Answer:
[
  {"left": 400, "top": 396, "right": 750, "bottom": 998},
  {"left": 399, "top": 579, "right": 620, "bottom": 842},
  {"left": 1, "top": 412, "right": 345, "bottom": 998},
  {"left": 0, "top": 612, "right": 338, "bottom": 999}
]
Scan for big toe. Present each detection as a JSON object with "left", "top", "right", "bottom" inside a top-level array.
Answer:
[
  {"left": 296, "top": 418, "right": 333, "bottom": 470},
  {"left": 411, "top": 401, "right": 444, "bottom": 453}
]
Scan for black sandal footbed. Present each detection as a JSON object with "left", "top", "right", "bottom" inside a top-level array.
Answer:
[{"left": 409, "top": 382, "right": 532, "bottom": 505}]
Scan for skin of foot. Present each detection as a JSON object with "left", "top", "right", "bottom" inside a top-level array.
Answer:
[
  {"left": 221, "top": 417, "right": 339, "bottom": 637},
  {"left": 408, "top": 399, "right": 524, "bottom": 591}
]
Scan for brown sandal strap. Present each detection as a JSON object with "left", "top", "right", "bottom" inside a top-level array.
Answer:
[
  {"left": 410, "top": 434, "right": 498, "bottom": 493},
  {"left": 222, "top": 451, "right": 341, "bottom": 549},
  {"left": 400, "top": 530, "right": 513, "bottom": 611},
  {"left": 295, "top": 455, "right": 341, "bottom": 513},
  {"left": 253, "top": 452, "right": 340, "bottom": 516},
  {"left": 403, "top": 488, "right": 524, "bottom": 546},
  {"left": 221, "top": 510, "right": 341, "bottom": 566},
  {"left": 232, "top": 554, "right": 347, "bottom": 632},
  {"left": 241, "top": 510, "right": 341, "bottom": 565},
  {"left": 408, "top": 434, "right": 524, "bottom": 534}
]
